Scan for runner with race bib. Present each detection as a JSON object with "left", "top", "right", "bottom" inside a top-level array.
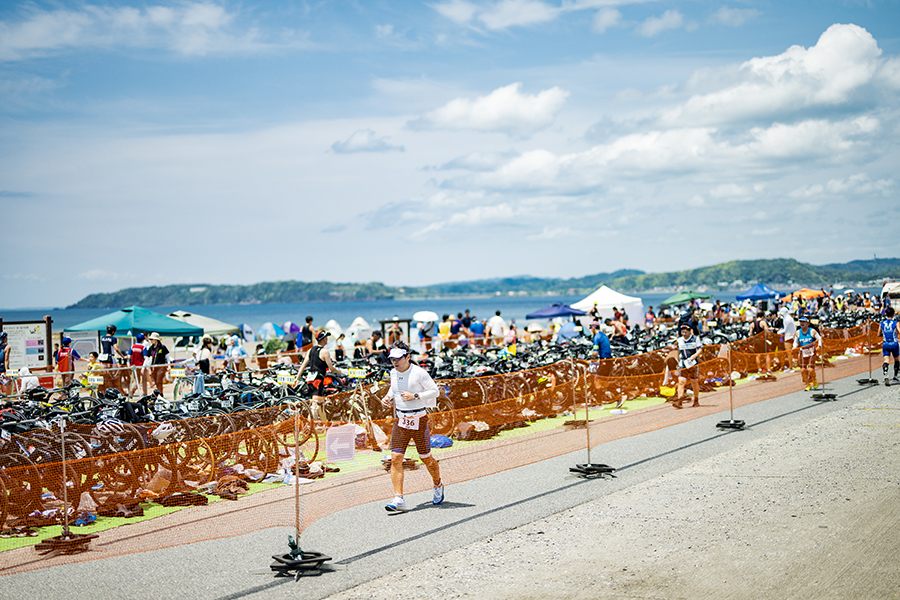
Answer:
[
  {"left": 879, "top": 306, "right": 900, "bottom": 386},
  {"left": 793, "top": 315, "right": 822, "bottom": 391},
  {"left": 380, "top": 341, "right": 444, "bottom": 512}
]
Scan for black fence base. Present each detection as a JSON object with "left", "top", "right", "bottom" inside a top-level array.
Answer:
[
  {"left": 716, "top": 419, "right": 745, "bottom": 430},
  {"left": 569, "top": 463, "right": 615, "bottom": 475},
  {"left": 857, "top": 378, "right": 879, "bottom": 385},
  {"left": 34, "top": 532, "right": 99, "bottom": 556},
  {"left": 270, "top": 551, "right": 332, "bottom": 578},
  {"left": 811, "top": 391, "right": 838, "bottom": 401}
]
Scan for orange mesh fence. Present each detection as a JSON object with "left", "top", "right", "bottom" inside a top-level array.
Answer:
[{"left": 0, "top": 322, "right": 880, "bottom": 573}]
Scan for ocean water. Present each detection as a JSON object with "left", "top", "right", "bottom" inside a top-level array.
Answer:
[{"left": 1, "top": 287, "right": 881, "bottom": 334}]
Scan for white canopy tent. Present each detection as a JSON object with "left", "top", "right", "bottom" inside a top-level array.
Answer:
[
  {"left": 572, "top": 285, "right": 645, "bottom": 327},
  {"left": 167, "top": 310, "right": 240, "bottom": 337}
]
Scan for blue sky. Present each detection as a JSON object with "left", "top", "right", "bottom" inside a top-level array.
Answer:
[{"left": 1, "top": 0, "right": 899, "bottom": 308}]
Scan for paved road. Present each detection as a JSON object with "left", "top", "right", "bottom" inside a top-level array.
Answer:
[{"left": 4, "top": 371, "right": 898, "bottom": 600}]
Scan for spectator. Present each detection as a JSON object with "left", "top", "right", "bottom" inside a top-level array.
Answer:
[
  {"left": 419, "top": 319, "right": 435, "bottom": 353},
  {"left": 487, "top": 310, "right": 507, "bottom": 346},
  {"left": 468, "top": 317, "right": 485, "bottom": 347},
  {"left": 17, "top": 367, "right": 40, "bottom": 395},
  {"left": 100, "top": 324, "right": 127, "bottom": 392},
  {"left": 0, "top": 331, "right": 9, "bottom": 395},
  {"left": 365, "top": 330, "right": 386, "bottom": 360},
  {"left": 146, "top": 333, "right": 170, "bottom": 396},
  {"left": 255, "top": 343, "right": 268, "bottom": 370},
  {"left": 55, "top": 336, "right": 86, "bottom": 387},
  {"left": 300, "top": 316, "right": 316, "bottom": 353},
  {"left": 196, "top": 336, "right": 214, "bottom": 375},
  {"left": 130, "top": 333, "right": 149, "bottom": 395}
]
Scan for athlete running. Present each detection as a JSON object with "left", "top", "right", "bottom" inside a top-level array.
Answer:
[
  {"left": 674, "top": 323, "right": 702, "bottom": 409},
  {"left": 380, "top": 341, "right": 444, "bottom": 512},
  {"left": 879, "top": 306, "right": 900, "bottom": 386},
  {"left": 793, "top": 315, "right": 822, "bottom": 391}
]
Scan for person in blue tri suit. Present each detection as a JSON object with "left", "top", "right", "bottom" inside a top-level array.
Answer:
[
  {"left": 589, "top": 321, "right": 612, "bottom": 359},
  {"left": 793, "top": 315, "right": 822, "bottom": 391},
  {"left": 879, "top": 306, "right": 900, "bottom": 386}
]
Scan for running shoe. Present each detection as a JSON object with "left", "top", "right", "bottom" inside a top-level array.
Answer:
[
  {"left": 385, "top": 496, "right": 407, "bottom": 512},
  {"left": 886, "top": 378, "right": 891, "bottom": 387},
  {"left": 433, "top": 483, "right": 444, "bottom": 505},
  {"left": 804, "top": 384, "right": 812, "bottom": 391},
  {"left": 811, "top": 380, "right": 818, "bottom": 389},
  {"left": 892, "top": 376, "right": 899, "bottom": 383}
]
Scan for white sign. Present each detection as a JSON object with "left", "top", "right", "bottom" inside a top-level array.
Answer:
[
  {"left": 324, "top": 424, "right": 356, "bottom": 463},
  {"left": 170, "top": 367, "right": 187, "bottom": 379},
  {"left": 87, "top": 376, "right": 105, "bottom": 385},
  {"left": 3, "top": 322, "right": 48, "bottom": 371},
  {"left": 277, "top": 373, "right": 297, "bottom": 385},
  {"left": 348, "top": 368, "right": 366, "bottom": 379}
]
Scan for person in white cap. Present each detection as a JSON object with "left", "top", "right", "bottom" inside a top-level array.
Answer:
[
  {"left": 146, "top": 332, "right": 170, "bottom": 396},
  {"left": 380, "top": 341, "right": 444, "bottom": 512}
]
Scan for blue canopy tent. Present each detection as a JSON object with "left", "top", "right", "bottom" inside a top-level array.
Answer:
[
  {"left": 256, "top": 322, "right": 286, "bottom": 341},
  {"left": 736, "top": 283, "right": 783, "bottom": 301},
  {"left": 525, "top": 303, "right": 587, "bottom": 319},
  {"left": 65, "top": 306, "right": 204, "bottom": 337}
]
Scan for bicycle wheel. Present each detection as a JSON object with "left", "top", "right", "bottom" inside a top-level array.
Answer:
[{"left": 0, "top": 453, "right": 43, "bottom": 517}]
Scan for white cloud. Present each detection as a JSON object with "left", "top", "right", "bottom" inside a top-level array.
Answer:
[
  {"left": 376, "top": 24, "right": 394, "bottom": 38},
  {"left": 791, "top": 173, "right": 894, "bottom": 198},
  {"left": 443, "top": 115, "right": 881, "bottom": 195},
  {"left": 794, "top": 203, "right": 819, "bottom": 214},
  {"left": 687, "top": 195, "right": 705, "bottom": 207},
  {"left": 659, "top": 24, "right": 883, "bottom": 127},
  {"left": 331, "top": 129, "right": 404, "bottom": 153},
  {"left": 637, "top": 10, "right": 685, "bottom": 37},
  {"left": 709, "top": 183, "right": 749, "bottom": 199},
  {"left": 478, "top": 0, "right": 560, "bottom": 30},
  {"left": 527, "top": 226, "right": 576, "bottom": 240},
  {"left": 431, "top": 0, "right": 480, "bottom": 25},
  {"left": 751, "top": 227, "right": 779, "bottom": 236},
  {"left": 708, "top": 6, "right": 760, "bottom": 27},
  {"left": 592, "top": 8, "right": 622, "bottom": 34},
  {"left": 412, "top": 202, "right": 521, "bottom": 238},
  {"left": 77, "top": 269, "right": 119, "bottom": 281},
  {"left": 0, "top": 2, "right": 293, "bottom": 60},
  {"left": 409, "top": 83, "right": 569, "bottom": 134}
]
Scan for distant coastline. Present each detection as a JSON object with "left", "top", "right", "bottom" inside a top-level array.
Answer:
[{"left": 66, "top": 257, "right": 900, "bottom": 309}]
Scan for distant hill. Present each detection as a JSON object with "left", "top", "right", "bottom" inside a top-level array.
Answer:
[
  {"left": 68, "top": 281, "right": 399, "bottom": 309},
  {"left": 68, "top": 258, "right": 899, "bottom": 308},
  {"left": 420, "top": 270, "right": 644, "bottom": 295}
]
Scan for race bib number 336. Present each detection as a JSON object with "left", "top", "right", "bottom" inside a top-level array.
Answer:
[{"left": 399, "top": 415, "right": 420, "bottom": 430}]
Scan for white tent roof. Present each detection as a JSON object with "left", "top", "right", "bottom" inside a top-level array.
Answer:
[
  {"left": 167, "top": 310, "right": 241, "bottom": 337},
  {"left": 572, "top": 285, "right": 645, "bottom": 325},
  {"left": 572, "top": 285, "right": 642, "bottom": 311}
]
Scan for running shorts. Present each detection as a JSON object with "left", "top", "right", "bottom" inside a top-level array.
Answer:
[
  {"left": 391, "top": 413, "right": 432, "bottom": 458},
  {"left": 883, "top": 342, "right": 899, "bottom": 358}
]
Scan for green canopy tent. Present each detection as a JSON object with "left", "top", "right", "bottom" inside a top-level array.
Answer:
[
  {"left": 65, "top": 306, "right": 204, "bottom": 337},
  {"left": 659, "top": 291, "right": 713, "bottom": 307}
]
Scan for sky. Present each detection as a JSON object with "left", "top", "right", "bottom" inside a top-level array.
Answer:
[{"left": 1, "top": 0, "right": 899, "bottom": 309}]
